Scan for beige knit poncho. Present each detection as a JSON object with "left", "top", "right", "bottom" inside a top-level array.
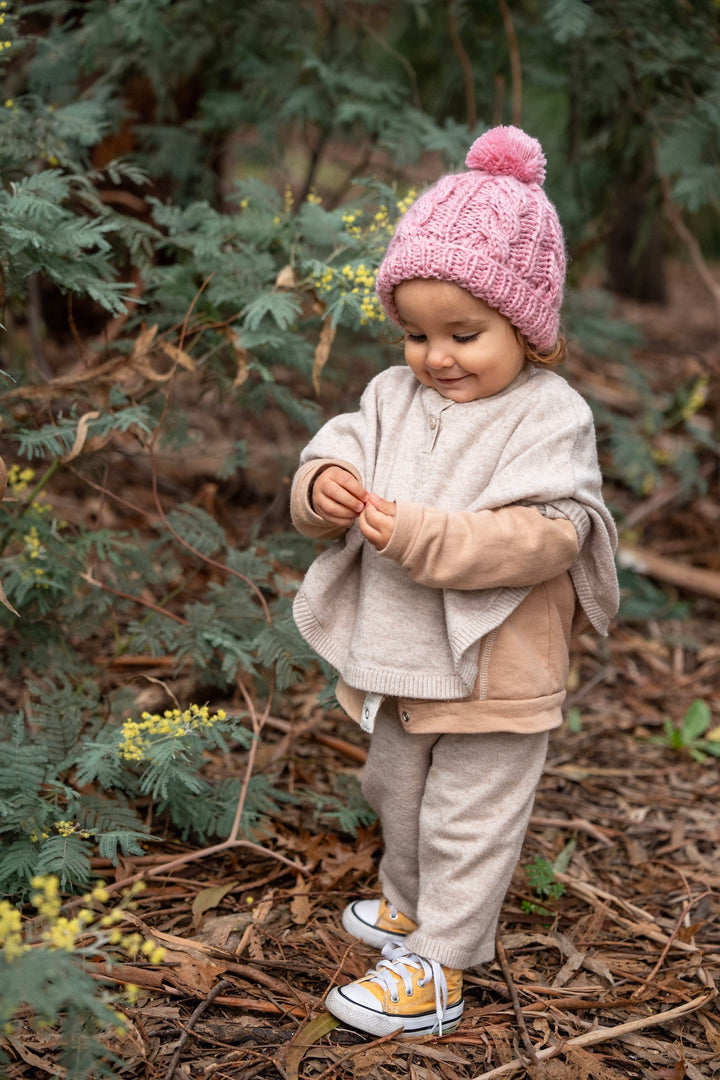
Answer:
[{"left": 292, "top": 365, "right": 618, "bottom": 701}]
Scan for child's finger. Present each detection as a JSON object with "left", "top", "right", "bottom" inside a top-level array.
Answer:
[
  {"left": 367, "top": 493, "right": 396, "bottom": 516},
  {"left": 357, "top": 510, "right": 378, "bottom": 541},
  {"left": 316, "top": 488, "right": 363, "bottom": 516},
  {"left": 315, "top": 470, "right": 366, "bottom": 515},
  {"left": 361, "top": 500, "right": 385, "bottom": 529},
  {"left": 341, "top": 473, "right": 369, "bottom": 503},
  {"left": 358, "top": 503, "right": 394, "bottom": 549}
]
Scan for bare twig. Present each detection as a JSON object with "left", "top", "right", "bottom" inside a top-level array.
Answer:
[
  {"left": 660, "top": 173, "right": 720, "bottom": 334},
  {"left": 469, "top": 988, "right": 716, "bottom": 1080},
  {"left": 634, "top": 890, "right": 711, "bottom": 994},
  {"left": 354, "top": 11, "right": 421, "bottom": 109},
  {"left": 447, "top": 0, "right": 477, "bottom": 129},
  {"left": 529, "top": 815, "right": 615, "bottom": 846},
  {"left": 149, "top": 442, "right": 271, "bottom": 623},
  {"left": 164, "top": 979, "right": 232, "bottom": 1080},
  {"left": 26, "top": 273, "right": 52, "bottom": 378},
  {"left": 498, "top": 0, "right": 522, "bottom": 126},
  {"left": 100, "top": 838, "right": 308, "bottom": 900},
  {"left": 208, "top": 995, "right": 308, "bottom": 1019},
  {"left": 495, "top": 933, "right": 539, "bottom": 1066},
  {"left": 622, "top": 463, "right": 715, "bottom": 530},
  {"left": 80, "top": 569, "right": 187, "bottom": 624}
]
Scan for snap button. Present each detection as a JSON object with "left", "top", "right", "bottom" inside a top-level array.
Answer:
[
  {"left": 429, "top": 416, "right": 437, "bottom": 430},
  {"left": 401, "top": 711, "right": 410, "bottom": 723}
]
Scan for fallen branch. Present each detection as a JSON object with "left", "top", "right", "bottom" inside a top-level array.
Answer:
[
  {"left": 212, "top": 995, "right": 308, "bottom": 1019},
  {"left": 617, "top": 545, "right": 720, "bottom": 602},
  {"left": 495, "top": 933, "right": 539, "bottom": 1066},
  {"left": 264, "top": 713, "right": 368, "bottom": 765},
  {"left": 634, "top": 890, "right": 712, "bottom": 993},
  {"left": 660, "top": 173, "right": 720, "bottom": 334},
  {"left": 530, "top": 815, "right": 615, "bottom": 846},
  {"left": 165, "top": 979, "right": 232, "bottom": 1080},
  {"left": 469, "top": 987, "right": 716, "bottom": 1080}
]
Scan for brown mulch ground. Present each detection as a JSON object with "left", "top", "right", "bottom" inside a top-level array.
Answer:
[
  {"left": 10, "top": 647, "right": 719, "bottom": 1080},
  {"left": 2, "top": 263, "right": 720, "bottom": 1078}
]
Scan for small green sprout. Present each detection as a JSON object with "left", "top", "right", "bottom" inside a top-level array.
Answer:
[
  {"left": 651, "top": 699, "right": 720, "bottom": 762},
  {"left": 522, "top": 840, "right": 576, "bottom": 915}
]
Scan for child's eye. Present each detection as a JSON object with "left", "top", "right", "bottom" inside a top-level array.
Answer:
[
  {"left": 405, "top": 332, "right": 426, "bottom": 343},
  {"left": 454, "top": 332, "right": 479, "bottom": 343}
]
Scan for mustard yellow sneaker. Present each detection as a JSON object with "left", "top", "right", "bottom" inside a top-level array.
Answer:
[
  {"left": 326, "top": 942, "right": 464, "bottom": 1037},
  {"left": 342, "top": 897, "right": 418, "bottom": 949}
]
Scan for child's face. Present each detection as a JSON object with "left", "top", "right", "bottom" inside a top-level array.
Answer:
[{"left": 394, "top": 278, "right": 526, "bottom": 402}]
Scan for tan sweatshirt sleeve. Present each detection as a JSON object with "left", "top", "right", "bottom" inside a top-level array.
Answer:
[
  {"left": 381, "top": 502, "right": 580, "bottom": 589},
  {"left": 290, "top": 458, "right": 364, "bottom": 540}
]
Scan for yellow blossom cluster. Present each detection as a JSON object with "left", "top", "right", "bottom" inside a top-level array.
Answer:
[
  {"left": 118, "top": 703, "right": 228, "bottom": 762},
  {"left": 5, "top": 466, "right": 53, "bottom": 589},
  {"left": 680, "top": 376, "right": 708, "bottom": 420},
  {"left": 7, "top": 464, "right": 35, "bottom": 495},
  {"left": 7, "top": 465, "right": 51, "bottom": 521},
  {"left": 314, "top": 190, "right": 417, "bottom": 325},
  {"left": 0, "top": 2, "right": 11, "bottom": 51},
  {"left": 396, "top": 190, "right": 417, "bottom": 215},
  {"left": 31, "top": 873, "right": 63, "bottom": 919},
  {"left": 340, "top": 209, "right": 362, "bottom": 238},
  {"left": 0, "top": 876, "right": 165, "bottom": 972},
  {"left": 21, "top": 524, "right": 48, "bottom": 583},
  {"left": 0, "top": 900, "right": 23, "bottom": 960},
  {"left": 272, "top": 185, "right": 322, "bottom": 223},
  {"left": 54, "top": 819, "right": 92, "bottom": 839},
  {"left": 314, "top": 261, "right": 384, "bottom": 325},
  {"left": 23, "top": 525, "right": 42, "bottom": 559}
]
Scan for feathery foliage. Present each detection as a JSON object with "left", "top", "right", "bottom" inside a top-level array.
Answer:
[{"left": 0, "top": 3, "right": 718, "bottom": 1069}]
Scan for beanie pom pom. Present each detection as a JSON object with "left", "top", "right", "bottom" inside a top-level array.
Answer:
[{"left": 465, "top": 125, "right": 546, "bottom": 186}]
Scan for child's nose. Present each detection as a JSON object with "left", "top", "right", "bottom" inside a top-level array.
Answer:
[{"left": 426, "top": 342, "right": 454, "bottom": 369}]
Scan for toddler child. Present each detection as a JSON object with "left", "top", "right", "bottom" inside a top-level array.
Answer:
[{"left": 290, "top": 125, "right": 619, "bottom": 1038}]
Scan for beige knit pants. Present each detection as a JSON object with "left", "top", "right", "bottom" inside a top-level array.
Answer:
[{"left": 361, "top": 702, "right": 549, "bottom": 971}]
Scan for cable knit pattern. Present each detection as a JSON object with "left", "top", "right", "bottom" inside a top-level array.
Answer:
[{"left": 376, "top": 126, "right": 565, "bottom": 353}]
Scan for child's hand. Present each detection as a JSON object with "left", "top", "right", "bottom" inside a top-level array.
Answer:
[
  {"left": 359, "top": 493, "right": 396, "bottom": 550},
  {"left": 311, "top": 466, "right": 368, "bottom": 527}
]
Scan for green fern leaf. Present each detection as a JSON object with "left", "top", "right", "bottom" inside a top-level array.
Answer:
[
  {"left": 165, "top": 503, "right": 228, "bottom": 557},
  {"left": 243, "top": 290, "right": 301, "bottom": 332},
  {"left": 34, "top": 834, "right": 92, "bottom": 889}
]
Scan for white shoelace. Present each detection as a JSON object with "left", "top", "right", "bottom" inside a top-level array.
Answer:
[{"left": 366, "top": 942, "right": 449, "bottom": 1035}]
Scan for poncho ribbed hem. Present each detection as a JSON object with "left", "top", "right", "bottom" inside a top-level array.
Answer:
[{"left": 293, "top": 585, "right": 531, "bottom": 700}]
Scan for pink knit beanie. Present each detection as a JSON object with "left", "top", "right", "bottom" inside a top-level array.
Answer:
[{"left": 376, "top": 126, "right": 565, "bottom": 353}]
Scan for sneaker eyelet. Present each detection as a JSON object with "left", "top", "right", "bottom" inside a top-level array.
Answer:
[
  {"left": 406, "top": 988, "right": 413, "bottom": 996},
  {"left": 390, "top": 912, "right": 398, "bottom": 921},
  {"left": 390, "top": 995, "right": 399, "bottom": 1004},
  {"left": 418, "top": 979, "right": 426, "bottom": 988}
]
